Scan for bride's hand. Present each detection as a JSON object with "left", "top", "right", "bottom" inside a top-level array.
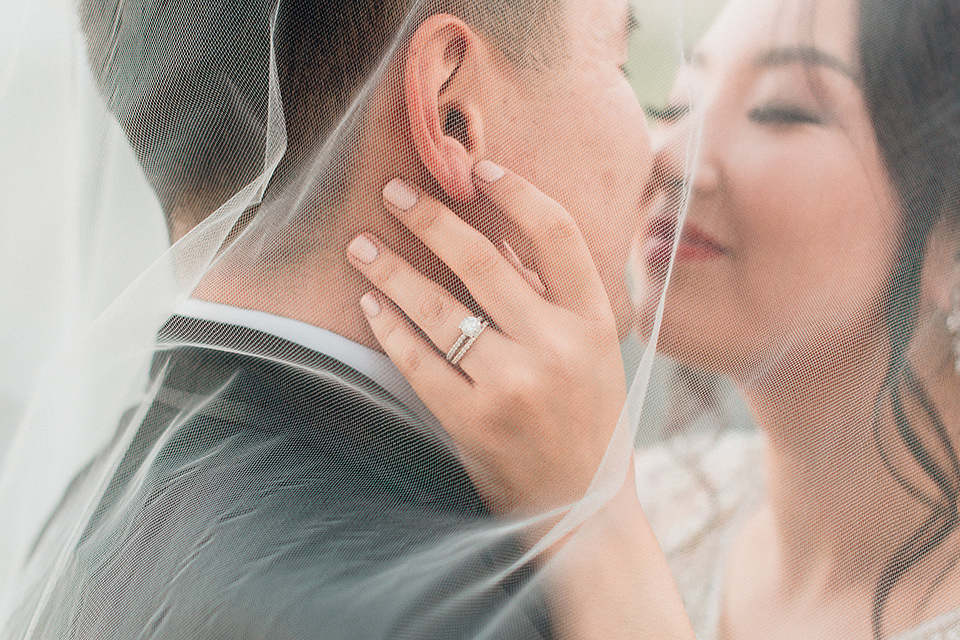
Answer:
[
  {"left": 346, "top": 160, "right": 627, "bottom": 514},
  {"left": 347, "top": 163, "right": 696, "bottom": 640}
]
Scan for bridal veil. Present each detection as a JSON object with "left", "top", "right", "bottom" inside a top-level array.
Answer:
[{"left": 1, "top": 0, "right": 958, "bottom": 638}]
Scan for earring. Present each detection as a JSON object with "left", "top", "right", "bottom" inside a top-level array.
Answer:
[{"left": 948, "top": 284, "right": 960, "bottom": 375}]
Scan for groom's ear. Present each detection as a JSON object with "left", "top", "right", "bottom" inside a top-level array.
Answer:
[{"left": 405, "top": 15, "right": 490, "bottom": 203}]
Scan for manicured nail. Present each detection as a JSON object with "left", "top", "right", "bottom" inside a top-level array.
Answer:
[
  {"left": 347, "top": 235, "right": 378, "bottom": 264},
  {"left": 475, "top": 160, "right": 505, "bottom": 183},
  {"left": 383, "top": 179, "right": 418, "bottom": 210},
  {"left": 360, "top": 292, "right": 381, "bottom": 318}
]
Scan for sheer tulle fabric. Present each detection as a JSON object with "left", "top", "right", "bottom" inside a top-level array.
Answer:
[
  {"left": 0, "top": 0, "right": 958, "bottom": 639},
  {"left": 632, "top": 0, "right": 960, "bottom": 637},
  {"left": 0, "top": 1, "right": 681, "bottom": 637}
]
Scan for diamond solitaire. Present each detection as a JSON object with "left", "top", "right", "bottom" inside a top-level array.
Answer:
[
  {"left": 446, "top": 316, "right": 490, "bottom": 365},
  {"left": 460, "top": 317, "right": 484, "bottom": 338}
]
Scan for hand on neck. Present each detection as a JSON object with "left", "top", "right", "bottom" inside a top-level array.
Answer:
[{"left": 189, "top": 159, "right": 499, "bottom": 356}]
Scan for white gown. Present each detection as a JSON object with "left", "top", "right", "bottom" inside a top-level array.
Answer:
[{"left": 635, "top": 434, "right": 960, "bottom": 640}]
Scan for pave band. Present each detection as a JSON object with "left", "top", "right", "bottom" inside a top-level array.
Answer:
[{"left": 445, "top": 316, "right": 489, "bottom": 365}]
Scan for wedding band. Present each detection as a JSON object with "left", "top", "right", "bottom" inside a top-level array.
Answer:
[{"left": 446, "top": 316, "right": 489, "bottom": 365}]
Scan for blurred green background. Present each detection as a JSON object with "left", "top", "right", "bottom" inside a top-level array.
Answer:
[{"left": 626, "top": 0, "right": 727, "bottom": 104}]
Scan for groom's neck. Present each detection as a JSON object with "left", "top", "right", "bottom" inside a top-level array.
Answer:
[{"left": 192, "top": 183, "right": 469, "bottom": 353}]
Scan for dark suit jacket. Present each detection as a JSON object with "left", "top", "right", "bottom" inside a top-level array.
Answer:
[{"left": 22, "top": 316, "right": 552, "bottom": 639}]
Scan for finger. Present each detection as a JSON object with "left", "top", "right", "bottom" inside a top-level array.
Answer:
[
  {"left": 359, "top": 293, "right": 504, "bottom": 480},
  {"left": 500, "top": 240, "right": 547, "bottom": 296},
  {"left": 348, "top": 234, "right": 514, "bottom": 380},
  {"left": 360, "top": 291, "right": 477, "bottom": 414},
  {"left": 472, "top": 160, "right": 610, "bottom": 316},
  {"left": 381, "top": 178, "right": 552, "bottom": 340}
]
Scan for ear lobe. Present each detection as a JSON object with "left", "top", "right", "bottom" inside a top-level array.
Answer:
[
  {"left": 404, "top": 15, "right": 488, "bottom": 203},
  {"left": 437, "top": 103, "right": 485, "bottom": 201},
  {"left": 437, "top": 129, "right": 475, "bottom": 202}
]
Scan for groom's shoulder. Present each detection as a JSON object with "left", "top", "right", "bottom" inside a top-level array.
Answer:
[
  {"left": 62, "top": 318, "right": 549, "bottom": 640},
  {"left": 134, "top": 315, "right": 480, "bottom": 511},
  {"left": 37, "top": 314, "right": 557, "bottom": 640}
]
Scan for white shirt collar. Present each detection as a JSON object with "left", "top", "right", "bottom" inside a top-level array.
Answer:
[{"left": 176, "top": 298, "right": 443, "bottom": 432}]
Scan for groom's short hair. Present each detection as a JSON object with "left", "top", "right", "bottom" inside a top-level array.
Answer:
[{"left": 78, "top": 0, "right": 563, "bottom": 233}]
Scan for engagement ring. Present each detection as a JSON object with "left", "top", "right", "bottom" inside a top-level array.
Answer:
[{"left": 445, "top": 316, "right": 489, "bottom": 366}]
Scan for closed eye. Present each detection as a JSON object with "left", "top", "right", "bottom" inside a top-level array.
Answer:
[{"left": 748, "top": 105, "right": 822, "bottom": 126}]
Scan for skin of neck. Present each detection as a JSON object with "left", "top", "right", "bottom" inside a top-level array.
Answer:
[
  {"left": 190, "top": 75, "right": 504, "bottom": 354},
  {"left": 739, "top": 321, "right": 945, "bottom": 596}
]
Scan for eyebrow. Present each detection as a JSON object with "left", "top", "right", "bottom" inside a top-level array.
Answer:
[
  {"left": 756, "top": 46, "right": 860, "bottom": 82},
  {"left": 623, "top": 6, "right": 640, "bottom": 42},
  {"left": 688, "top": 46, "right": 860, "bottom": 84},
  {"left": 626, "top": 6, "right": 640, "bottom": 35}
]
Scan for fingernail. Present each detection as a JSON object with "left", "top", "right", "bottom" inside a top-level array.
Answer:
[
  {"left": 475, "top": 160, "right": 505, "bottom": 183},
  {"left": 383, "top": 179, "right": 418, "bottom": 210},
  {"left": 347, "top": 235, "right": 378, "bottom": 264},
  {"left": 360, "top": 292, "right": 381, "bottom": 318}
]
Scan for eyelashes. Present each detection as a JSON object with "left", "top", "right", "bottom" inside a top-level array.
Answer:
[
  {"left": 642, "top": 102, "right": 823, "bottom": 128},
  {"left": 748, "top": 105, "right": 823, "bottom": 126},
  {"left": 644, "top": 103, "right": 691, "bottom": 123}
]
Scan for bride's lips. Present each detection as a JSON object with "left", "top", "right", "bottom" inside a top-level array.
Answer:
[{"left": 643, "top": 214, "right": 728, "bottom": 273}]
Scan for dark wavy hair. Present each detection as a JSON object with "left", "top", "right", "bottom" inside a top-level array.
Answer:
[{"left": 858, "top": 0, "right": 960, "bottom": 635}]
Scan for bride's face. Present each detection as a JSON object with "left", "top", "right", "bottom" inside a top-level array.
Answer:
[{"left": 635, "top": 0, "right": 902, "bottom": 381}]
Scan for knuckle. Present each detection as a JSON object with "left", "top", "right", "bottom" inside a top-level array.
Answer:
[
  {"left": 461, "top": 241, "right": 500, "bottom": 278},
  {"left": 371, "top": 251, "right": 401, "bottom": 284},
  {"left": 497, "top": 174, "right": 527, "bottom": 201},
  {"left": 503, "top": 366, "right": 540, "bottom": 404},
  {"left": 400, "top": 345, "right": 424, "bottom": 374},
  {"left": 544, "top": 215, "right": 579, "bottom": 245},
  {"left": 409, "top": 202, "right": 446, "bottom": 234},
  {"left": 377, "top": 315, "right": 401, "bottom": 345},
  {"left": 538, "top": 341, "right": 579, "bottom": 385},
  {"left": 549, "top": 336, "right": 580, "bottom": 368},
  {"left": 416, "top": 294, "right": 451, "bottom": 327}
]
